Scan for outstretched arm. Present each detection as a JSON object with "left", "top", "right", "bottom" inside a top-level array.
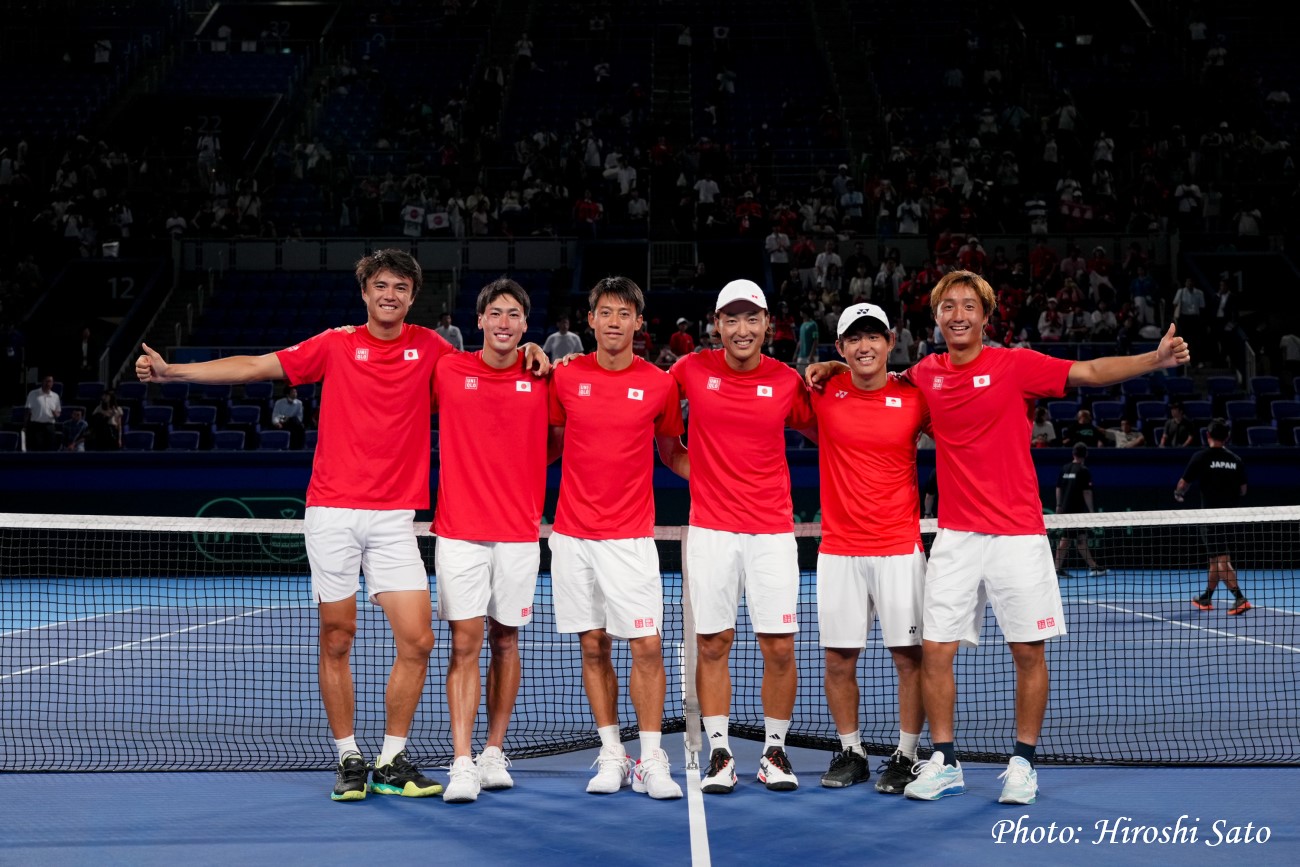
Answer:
[
  {"left": 1067, "top": 323, "right": 1189, "bottom": 387},
  {"left": 136, "top": 342, "right": 286, "bottom": 384}
]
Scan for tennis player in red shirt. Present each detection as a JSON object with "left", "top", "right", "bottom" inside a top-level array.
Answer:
[
  {"left": 808, "top": 270, "right": 1189, "bottom": 804},
  {"left": 548, "top": 276, "right": 689, "bottom": 800},
  {"left": 809, "top": 302, "right": 938, "bottom": 795},
  {"left": 137, "top": 250, "right": 547, "bottom": 803},
  {"left": 432, "top": 277, "right": 560, "bottom": 802},
  {"left": 669, "top": 279, "right": 817, "bottom": 794}
]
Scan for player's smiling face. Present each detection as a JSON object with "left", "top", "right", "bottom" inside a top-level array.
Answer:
[
  {"left": 478, "top": 295, "right": 527, "bottom": 354},
  {"left": 716, "top": 302, "right": 768, "bottom": 367},
  {"left": 836, "top": 328, "right": 892, "bottom": 381},
  {"left": 936, "top": 283, "right": 988, "bottom": 352},
  {"left": 361, "top": 269, "right": 414, "bottom": 328},
  {"left": 588, "top": 293, "right": 641, "bottom": 354}
]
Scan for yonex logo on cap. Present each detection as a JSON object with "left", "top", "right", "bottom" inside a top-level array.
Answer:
[
  {"left": 757, "top": 385, "right": 773, "bottom": 397},
  {"left": 516, "top": 381, "right": 532, "bottom": 392},
  {"left": 355, "top": 348, "right": 369, "bottom": 361},
  {"left": 974, "top": 375, "right": 991, "bottom": 388},
  {"left": 464, "top": 377, "right": 479, "bottom": 390},
  {"left": 404, "top": 349, "right": 419, "bottom": 360},
  {"left": 707, "top": 377, "right": 721, "bottom": 390},
  {"left": 628, "top": 388, "right": 644, "bottom": 401},
  {"left": 886, "top": 396, "right": 902, "bottom": 407},
  {"left": 578, "top": 383, "right": 592, "bottom": 397}
]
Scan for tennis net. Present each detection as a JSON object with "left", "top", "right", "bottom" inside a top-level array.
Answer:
[{"left": 1, "top": 507, "right": 1297, "bottom": 771}]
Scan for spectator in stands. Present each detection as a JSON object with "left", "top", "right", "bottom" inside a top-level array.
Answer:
[
  {"left": 814, "top": 241, "right": 841, "bottom": 289},
  {"left": 765, "top": 224, "right": 790, "bottom": 270},
  {"left": 1030, "top": 406, "right": 1056, "bottom": 447},
  {"left": 1211, "top": 279, "right": 1240, "bottom": 367},
  {"left": 1089, "top": 301, "right": 1118, "bottom": 341},
  {"left": 574, "top": 190, "right": 603, "bottom": 237},
  {"left": 1160, "top": 401, "right": 1196, "bottom": 447},
  {"left": 627, "top": 189, "right": 649, "bottom": 226},
  {"left": 888, "top": 320, "right": 915, "bottom": 370},
  {"left": 1037, "top": 298, "right": 1064, "bottom": 341},
  {"left": 24, "top": 374, "right": 61, "bottom": 451},
  {"left": 632, "top": 321, "right": 654, "bottom": 360},
  {"left": 795, "top": 306, "right": 819, "bottom": 373},
  {"left": 272, "top": 386, "right": 307, "bottom": 450},
  {"left": 1104, "top": 418, "right": 1145, "bottom": 448},
  {"left": 772, "top": 303, "right": 797, "bottom": 362},
  {"left": 1061, "top": 409, "right": 1104, "bottom": 448},
  {"left": 62, "top": 407, "right": 89, "bottom": 452},
  {"left": 1172, "top": 278, "right": 1206, "bottom": 363},
  {"left": 897, "top": 195, "right": 923, "bottom": 235},
  {"left": 669, "top": 318, "right": 696, "bottom": 358},
  {"left": 848, "top": 262, "right": 872, "bottom": 303},
  {"left": 1028, "top": 238, "right": 1058, "bottom": 283},
  {"left": 90, "top": 388, "right": 123, "bottom": 450},
  {"left": 542, "top": 315, "right": 584, "bottom": 362},
  {"left": 435, "top": 313, "right": 464, "bottom": 352}
]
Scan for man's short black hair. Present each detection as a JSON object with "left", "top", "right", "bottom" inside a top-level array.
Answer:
[
  {"left": 476, "top": 277, "right": 532, "bottom": 318},
  {"left": 354, "top": 248, "right": 422, "bottom": 297},
  {"left": 588, "top": 275, "right": 645, "bottom": 316},
  {"left": 1073, "top": 442, "right": 1088, "bottom": 458},
  {"left": 1208, "top": 418, "right": 1231, "bottom": 442}
]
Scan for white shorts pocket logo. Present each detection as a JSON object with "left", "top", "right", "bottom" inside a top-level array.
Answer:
[{"left": 973, "top": 375, "right": 991, "bottom": 388}]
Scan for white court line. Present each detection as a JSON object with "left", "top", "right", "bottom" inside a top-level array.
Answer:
[
  {"left": 1087, "top": 601, "right": 1300, "bottom": 654},
  {"left": 684, "top": 740, "right": 711, "bottom": 867},
  {"left": 0, "top": 608, "right": 275, "bottom": 681},
  {"left": 0, "top": 606, "right": 146, "bottom": 638}
]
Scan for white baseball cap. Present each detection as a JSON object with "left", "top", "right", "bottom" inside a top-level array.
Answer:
[
  {"left": 676, "top": 317, "right": 689, "bottom": 325},
  {"left": 715, "top": 279, "right": 767, "bottom": 312},
  {"left": 836, "top": 302, "right": 891, "bottom": 337}
]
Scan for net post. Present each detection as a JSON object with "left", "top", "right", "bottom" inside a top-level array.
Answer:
[{"left": 680, "top": 526, "right": 702, "bottom": 768}]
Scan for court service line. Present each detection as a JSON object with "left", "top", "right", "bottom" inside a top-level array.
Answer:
[
  {"left": 0, "top": 606, "right": 146, "bottom": 638},
  {"left": 0, "top": 608, "right": 276, "bottom": 681},
  {"left": 1088, "top": 601, "right": 1300, "bottom": 654},
  {"left": 684, "top": 742, "right": 712, "bottom": 867}
]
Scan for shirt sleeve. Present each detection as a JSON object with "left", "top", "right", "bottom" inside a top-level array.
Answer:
[
  {"left": 276, "top": 329, "right": 332, "bottom": 386},
  {"left": 668, "top": 355, "right": 690, "bottom": 397},
  {"left": 785, "top": 378, "right": 815, "bottom": 429},
  {"left": 1181, "top": 450, "right": 1204, "bottom": 484},
  {"left": 547, "top": 367, "right": 567, "bottom": 426},
  {"left": 1013, "top": 348, "right": 1073, "bottom": 399},
  {"left": 654, "top": 379, "right": 685, "bottom": 437}
]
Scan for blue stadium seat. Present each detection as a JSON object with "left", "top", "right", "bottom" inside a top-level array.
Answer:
[
  {"left": 0, "top": 430, "right": 19, "bottom": 451},
  {"left": 303, "top": 429, "right": 318, "bottom": 450},
  {"left": 1091, "top": 400, "right": 1125, "bottom": 425},
  {"left": 1250, "top": 376, "right": 1281, "bottom": 398},
  {"left": 1048, "top": 400, "right": 1078, "bottom": 422},
  {"left": 1163, "top": 376, "right": 1195, "bottom": 397},
  {"left": 1182, "top": 400, "right": 1213, "bottom": 422},
  {"left": 122, "top": 430, "right": 155, "bottom": 451},
  {"left": 1205, "top": 376, "right": 1238, "bottom": 397},
  {"left": 1246, "top": 426, "right": 1279, "bottom": 447},
  {"left": 1224, "top": 400, "right": 1258, "bottom": 427},
  {"left": 1135, "top": 400, "right": 1168, "bottom": 423},
  {"left": 212, "top": 430, "right": 246, "bottom": 451},
  {"left": 257, "top": 429, "right": 291, "bottom": 451},
  {"left": 166, "top": 430, "right": 201, "bottom": 451},
  {"left": 224, "top": 405, "right": 262, "bottom": 435},
  {"left": 74, "top": 381, "right": 107, "bottom": 403}
]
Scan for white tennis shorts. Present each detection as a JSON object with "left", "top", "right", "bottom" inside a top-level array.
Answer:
[
  {"left": 687, "top": 527, "right": 799, "bottom": 635},
  {"left": 434, "top": 537, "right": 540, "bottom": 626},
  {"left": 816, "top": 547, "right": 926, "bottom": 648},
  {"left": 303, "top": 507, "right": 429, "bottom": 604},
  {"left": 549, "top": 532, "right": 663, "bottom": 640},
  {"left": 924, "top": 529, "right": 1067, "bottom": 645}
]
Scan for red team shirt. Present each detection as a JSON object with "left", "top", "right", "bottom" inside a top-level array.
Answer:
[
  {"left": 670, "top": 350, "right": 814, "bottom": 534},
  {"left": 276, "top": 325, "right": 455, "bottom": 509},
  {"left": 908, "top": 347, "right": 1072, "bottom": 536},
  {"left": 811, "top": 372, "right": 928, "bottom": 555},
  {"left": 432, "top": 352, "right": 549, "bottom": 542},
  {"left": 549, "top": 354, "right": 684, "bottom": 540}
]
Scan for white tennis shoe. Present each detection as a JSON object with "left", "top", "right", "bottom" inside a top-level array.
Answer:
[
  {"left": 476, "top": 746, "right": 514, "bottom": 790},
  {"left": 586, "top": 746, "right": 632, "bottom": 794},
  {"left": 632, "top": 748, "right": 683, "bottom": 799},
  {"left": 443, "top": 755, "right": 480, "bottom": 803}
]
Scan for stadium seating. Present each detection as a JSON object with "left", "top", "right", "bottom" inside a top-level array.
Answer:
[
  {"left": 122, "top": 431, "right": 155, "bottom": 451},
  {"left": 212, "top": 430, "right": 247, "bottom": 451},
  {"left": 0, "top": 431, "right": 19, "bottom": 451},
  {"left": 257, "top": 430, "right": 291, "bottom": 451},
  {"left": 166, "top": 431, "right": 201, "bottom": 451},
  {"left": 1246, "top": 426, "right": 1279, "bottom": 447}
]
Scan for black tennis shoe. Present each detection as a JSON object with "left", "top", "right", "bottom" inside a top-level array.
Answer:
[
  {"left": 369, "top": 750, "right": 443, "bottom": 797},
  {"left": 331, "top": 753, "right": 369, "bottom": 802},
  {"left": 820, "top": 749, "right": 870, "bottom": 788},
  {"left": 874, "top": 750, "right": 918, "bottom": 794}
]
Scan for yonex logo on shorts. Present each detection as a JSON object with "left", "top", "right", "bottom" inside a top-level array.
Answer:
[
  {"left": 707, "top": 377, "right": 721, "bottom": 390},
  {"left": 886, "top": 396, "right": 902, "bottom": 407},
  {"left": 465, "top": 377, "right": 479, "bottom": 390},
  {"left": 355, "top": 348, "right": 369, "bottom": 361},
  {"left": 628, "top": 388, "right": 644, "bottom": 400},
  {"left": 974, "top": 375, "right": 991, "bottom": 388},
  {"left": 516, "top": 381, "right": 532, "bottom": 392},
  {"left": 782, "top": 613, "right": 794, "bottom": 624},
  {"left": 404, "top": 349, "right": 420, "bottom": 360},
  {"left": 578, "top": 383, "right": 592, "bottom": 396},
  {"left": 757, "top": 385, "right": 773, "bottom": 397},
  {"left": 1036, "top": 617, "right": 1056, "bottom": 630},
  {"left": 931, "top": 376, "right": 944, "bottom": 389}
]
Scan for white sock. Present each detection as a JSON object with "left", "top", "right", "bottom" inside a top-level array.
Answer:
[
  {"left": 597, "top": 724, "right": 623, "bottom": 753},
  {"left": 378, "top": 734, "right": 407, "bottom": 766},
  {"left": 764, "top": 717, "right": 791, "bottom": 750},
  {"left": 703, "top": 715, "right": 730, "bottom": 754},
  {"left": 335, "top": 735, "right": 360, "bottom": 761},
  {"left": 639, "top": 730, "right": 661, "bottom": 759},
  {"left": 898, "top": 730, "right": 921, "bottom": 760},
  {"left": 838, "top": 730, "right": 865, "bottom": 756}
]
